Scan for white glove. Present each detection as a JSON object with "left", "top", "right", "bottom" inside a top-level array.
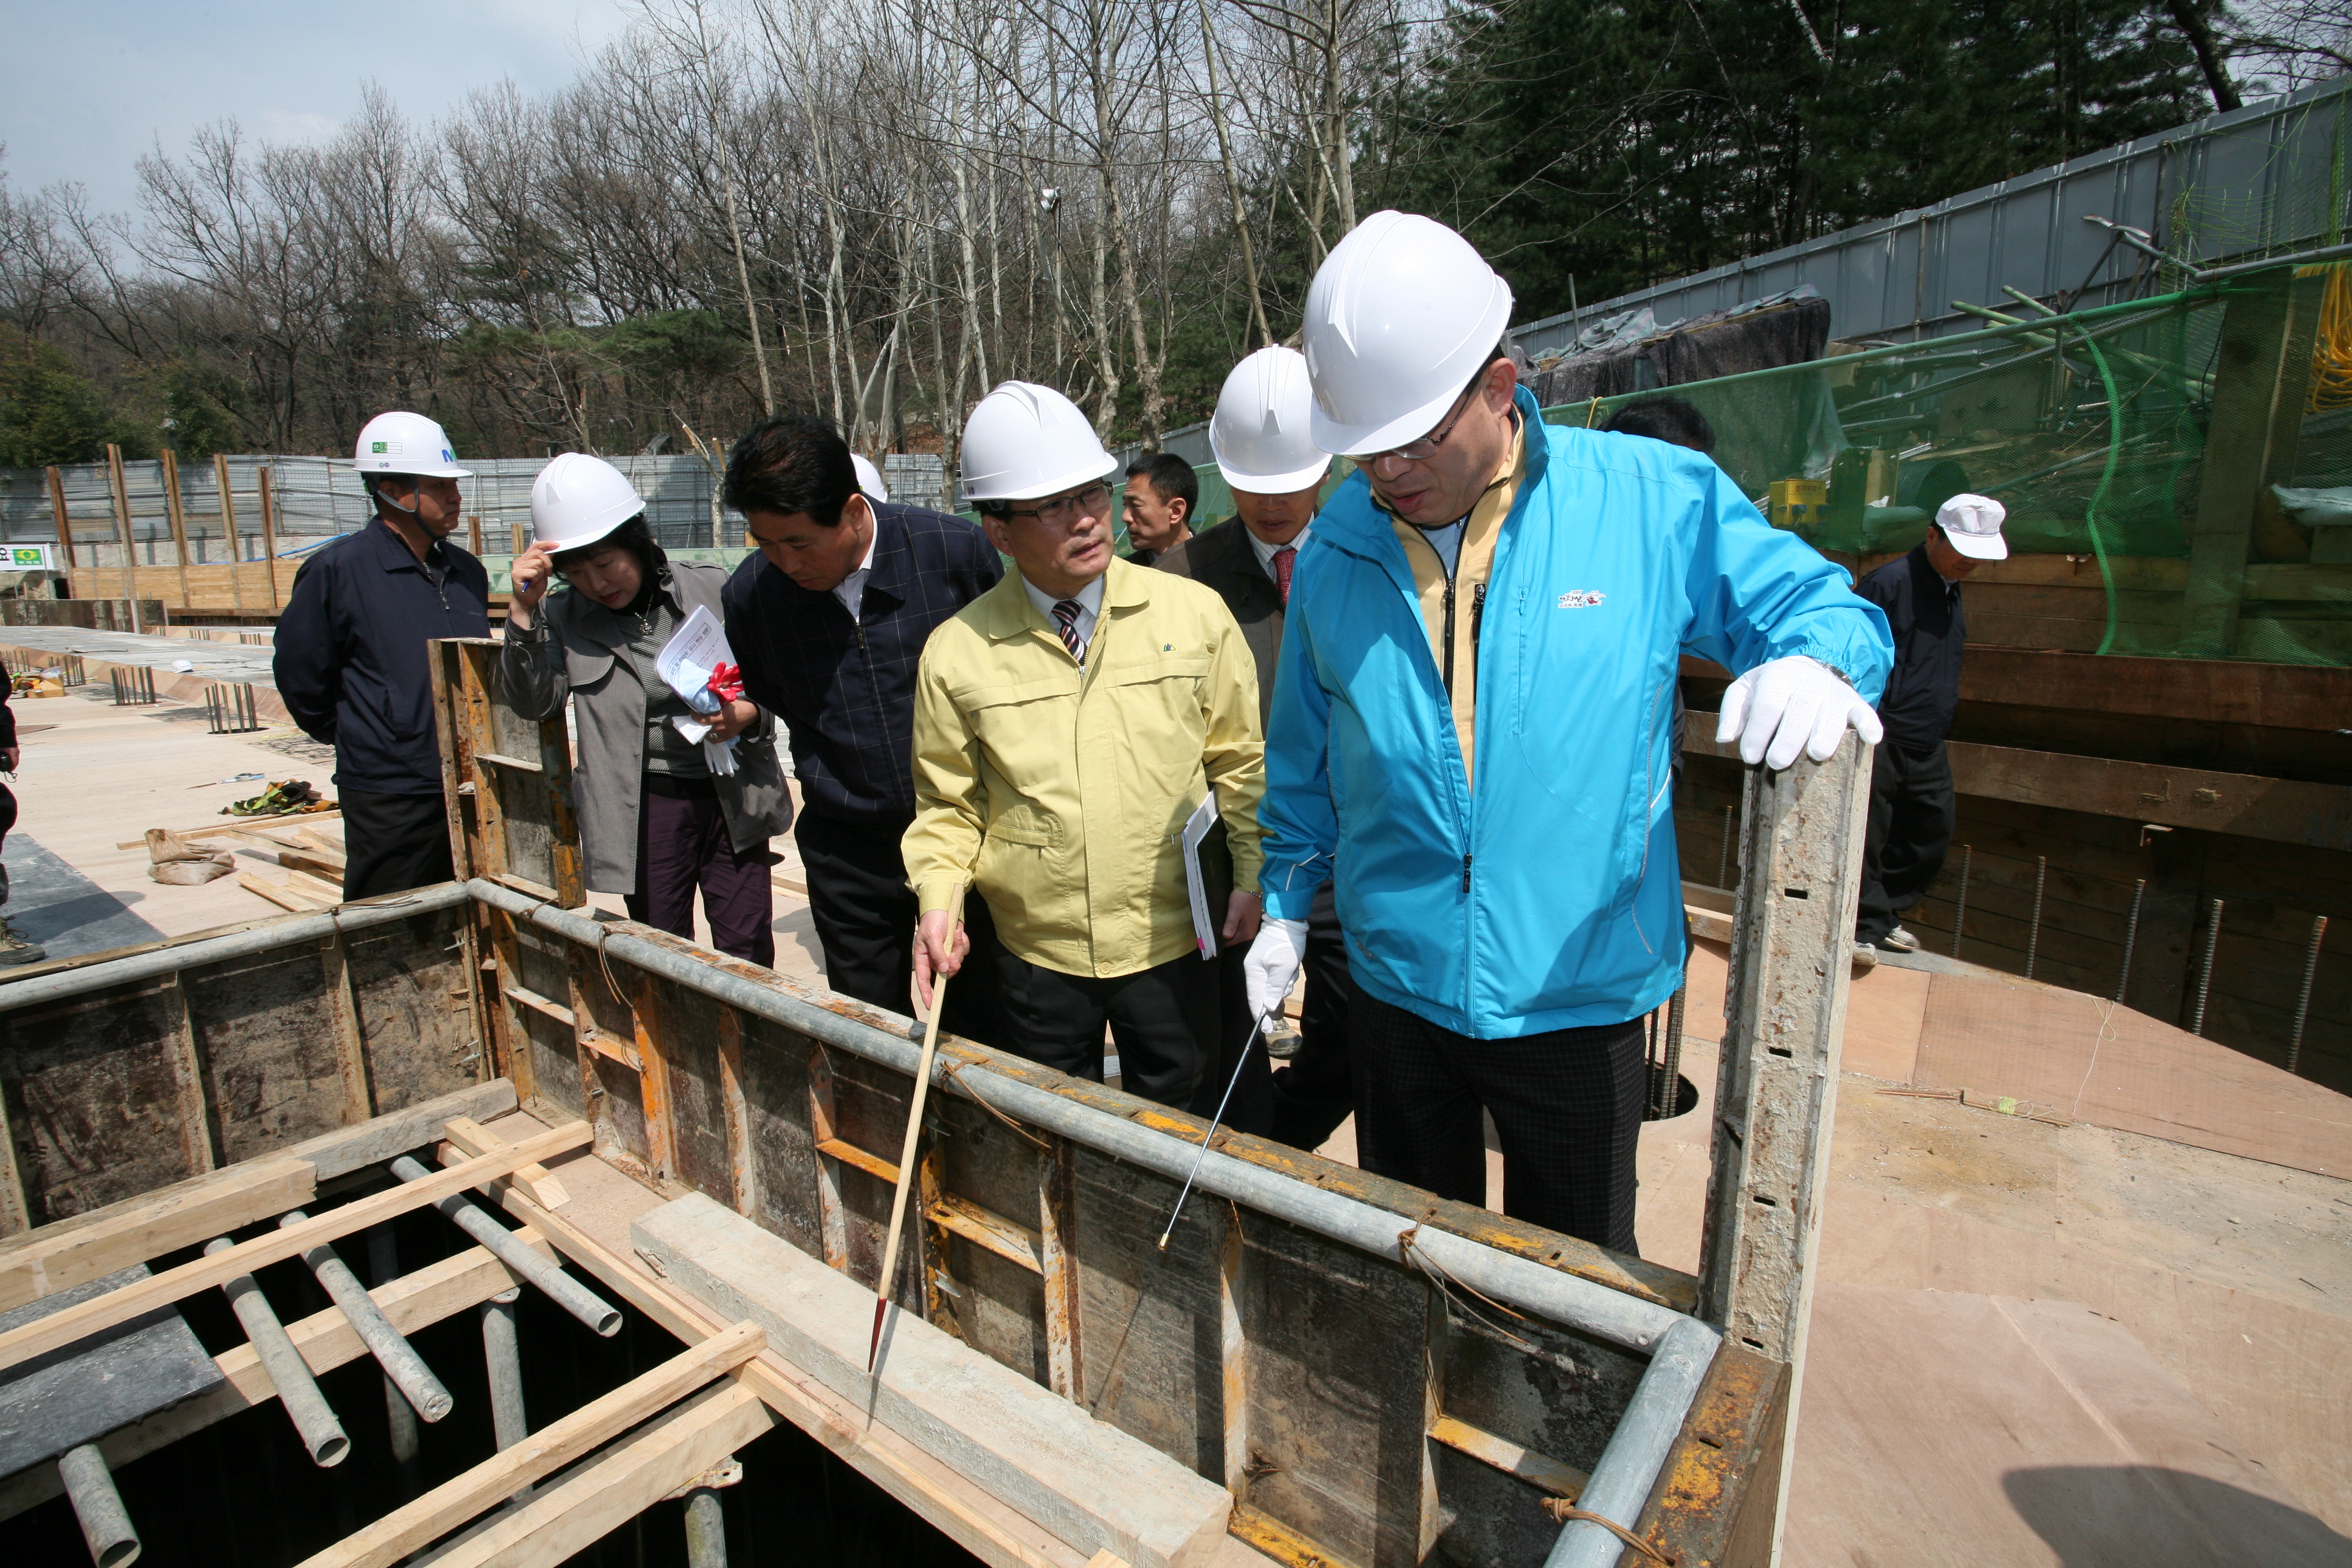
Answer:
[
  {"left": 1716, "top": 655, "right": 1882, "bottom": 770},
  {"left": 1243, "top": 918, "right": 1308, "bottom": 1024}
]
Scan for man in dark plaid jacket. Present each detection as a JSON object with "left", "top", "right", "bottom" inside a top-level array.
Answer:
[{"left": 721, "top": 417, "right": 1008, "bottom": 1044}]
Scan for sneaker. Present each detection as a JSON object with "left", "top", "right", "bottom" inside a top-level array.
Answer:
[
  {"left": 0, "top": 919, "right": 46, "bottom": 968},
  {"left": 1851, "top": 940, "right": 1879, "bottom": 970},
  {"left": 1883, "top": 926, "right": 1920, "bottom": 953}
]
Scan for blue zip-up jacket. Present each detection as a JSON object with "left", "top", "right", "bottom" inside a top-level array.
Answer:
[
  {"left": 1259, "top": 387, "right": 1892, "bottom": 1038},
  {"left": 274, "top": 518, "right": 492, "bottom": 795}
]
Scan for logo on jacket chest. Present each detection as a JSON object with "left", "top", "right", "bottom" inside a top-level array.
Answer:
[{"left": 1557, "top": 589, "right": 1607, "bottom": 610}]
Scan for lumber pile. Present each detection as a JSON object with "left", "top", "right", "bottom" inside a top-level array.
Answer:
[{"left": 119, "top": 812, "right": 348, "bottom": 909}]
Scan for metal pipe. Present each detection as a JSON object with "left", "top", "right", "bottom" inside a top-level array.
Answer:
[
  {"left": 0, "top": 884, "right": 470, "bottom": 1011},
  {"left": 281, "top": 1210, "right": 453, "bottom": 1422},
  {"left": 2025, "top": 857, "right": 2048, "bottom": 979},
  {"left": 2115, "top": 879, "right": 2146, "bottom": 1003},
  {"left": 466, "top": 880, "right": 1691, "bottom": 1353},
  {"left": 2194, "top": 236, "right": 2352, "bottom": 282},
  {"left": 1544, "top": 1315, "right": 1721, "bottom": 1567},
  {"left": 58, "top": 1443, "right": 141, "bottom": 1568},
  {"left": 367, "top": 1226, "right": 422, "bottom": 1469},
  {"left": 203, "top": 1237, "right": 349, "bottom": 1466},
  {"left": 2190, "top": 898, "right": 2224, "bottom": 1037},
  {"left": 481, "top": 1288, "right": 529, "bottom": 1452},
  {"left": 1951, "top": 845, "right": 1971, "bottom": 959},
  {"left": 387, "top": 1156, "right": 622, "bottom": 1336},
  {"left": 2288, "top": 915, "right": 2327, "bottom": 1076},
  {"left": 684, "top": 1487, "right": 729, "bottom": 1568}
]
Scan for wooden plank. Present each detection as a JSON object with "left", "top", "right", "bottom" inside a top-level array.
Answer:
[
  {"left": 1426, "top": 1414, "right": 1587, "bottom": 1499},
  {"left": 240, "top": 872, "right": 333, "bottom": 912},
  {"left": 0, "top": 1119, "right": 589, "bottom": 1373},
  {"left": 717, "top": 1006, "right": 757, "bottom": 1218},
  {"left": 503, "top": 983, "right": 576, "bottom": 1030},
  {"left": 415, "top": 1380, "right": 776, "bottom": 1568},
  {"left": 579, "top": 1025, "right": 643, "bottom": 1073},
  {"left": 1041, "top": 1139, "right": 1083, "bottom": 1402},
  {"left": 1216, "top": 1207, "right": 1245, "bottom": 1493},
  {"left": 929, "top": 1190, "right": 1043, "bottom": 1275},
  {"left": 631, "top": 970, "right": 680, "bottom": 1181},
  {"left": 817, "top": 1135, "right": 900, "bottom": 1187},
  {"left": 292, "top": 1322, "right": 766, "bottom": 1568},
  {"left": 214, "top": 453, "right": 244, "bottom": 615},
  {"left": 44, "top": 466, "right": 71, "bottom": 570},
  {"left": 442, "top": 1115, "right": 569, "bottom": 1210},
  {"left": 450, "top": 1163, "right": 1095, "bottom": 1568},
  {"left": 257, "top": 466, "right": 281, "bottom": 608},
  {"left": 116, "top": 810, "right": 345, "bottom": 850},
  {"left": 160, "top": 978, "right": 220, "bottom": 1174},
  {"left": 0, "top": 1229, "right": 554, "bottom": 1523},
  {"left": 0, "top": 1156, "right": 314, "bottom": 1311},
  {"left": 319, "top": 935, "right": 376, "bottom": 1125},
  {"left": 810, "top": 1045, "right": 850, "bottom": 1271},
  {"left": 160, "top": 447, "right": 192, "bottom": 610}
]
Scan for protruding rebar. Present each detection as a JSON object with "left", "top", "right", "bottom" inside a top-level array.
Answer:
[
  {"left": 282, "top": 1210, "right": 453, "bottom": 1422},
  {"left": 1951, "top": 844, "right": 1972, "bottom": 960},
  {"left": 58, "top": 1443, "right": 140, "bottom": 1568},
  {"left": 481, "top": 1287, "right": 528, "bottom": 1452},
  {"left": 2288, "top": 915, "right": 2327, "bottom": 1076},
  {"left": 2025, "top": 856, "right": 2048, "bottom": 979},
  {"left": 204, "top": 1237, "right": 348, "bottom": 1466},
  {"left": 2115, "top": 878, "right": 2146, "bottom": 1003},
  {"left": 368, "top": 1226, "right": 422, "bottom": 1472},
  {"left": 2190, "top": 898, "right": 2224, "bottom": 1037},
  {"left": 388, "top": 1156, "right": 622, "bottom": 1335},
  {"left": 1656, "top": 976, "right": 1688, "bottom": 1120}
]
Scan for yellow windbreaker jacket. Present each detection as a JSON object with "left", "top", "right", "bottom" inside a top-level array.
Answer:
[{"left": 902, "top": 556, "right": 1265, "bottom": 978}]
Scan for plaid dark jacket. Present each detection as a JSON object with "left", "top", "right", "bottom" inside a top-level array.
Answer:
[{"left": 721, "top": 504, "right": 1003, "bottom": 828}]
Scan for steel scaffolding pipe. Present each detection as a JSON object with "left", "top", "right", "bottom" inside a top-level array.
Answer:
[
  {"left": 281, "top": 1210, "right": 453, "bottom": 1423},
  {"left": 203, "top": 1237, "right": 349, "bottom": 1466},
  {"left": 387, "top": 1157, "right": 622, "bottom": 1336}
]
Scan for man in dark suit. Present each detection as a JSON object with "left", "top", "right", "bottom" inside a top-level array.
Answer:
[
  {"left": 720, "top": 416, "right": 1009, "bottom": 1045},
  {"left": 1154, "top": 346, "right": 1352, "bottom": 1149}
]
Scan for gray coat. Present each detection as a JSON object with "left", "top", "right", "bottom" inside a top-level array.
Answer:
[{"left": 501, "top": 559, "right": 792, "bottom": 894}]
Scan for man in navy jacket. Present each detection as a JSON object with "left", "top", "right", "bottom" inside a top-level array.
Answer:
[
  {"left": 275, "top": 411, "right": 490, "bottom": 899},
  {"left": 720, "top": 416, "right": 1007, "bottom": 1044}
]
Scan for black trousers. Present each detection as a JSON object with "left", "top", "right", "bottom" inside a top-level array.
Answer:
[
  {"left": 627, "top": 778, "right": 774, "bottom": 967},
  {"left": 1203, "top": 880, "right": 1354, "bottom": 1149},
  {"left": 997, "top": 947, "right": 1218, "bottom": 1110},
  {"left": 1856, "top": 739, "right": 1957, "bottom": 945},
  {"left": 340, "top": 788, "right": 456, "bottom": 901},
  {"left": 1352, "top": 989, "right": 1648, "bottom": 1254},
  {"left": 794, "top": 810, "right": 1007, "bottom": 1047}
]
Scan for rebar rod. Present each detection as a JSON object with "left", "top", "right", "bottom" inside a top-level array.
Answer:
[
  {"left": 2025, "top": 856, "right": 2048, "bottom": 979},
  {"left": 58, "top": 1443, "right": 139, "bottom": 1568},
  {"left": 204, "top": 1237, "right": 349, "bottom": 1466},
  {"left": 1716, "top": 806, "right": 1734, "bottom": 888},
  {"left": 387, "top": 1156, "right": 622, "bottom": 1335},
  {"left": 1657, "top": 976, "right": 1688, "bottom": 1120},
  {"left": 2116, "top": 878, "right": 2146, "bottom": 1003},
  {"left": 2190, "top": 898, "right": 2224, "bottom": 1037},
  {"left": 481, "top": 1287, "right": 528, "bottom": 1452},
  {"left": 368, "top": 1226, "right": 422, "bottom": 1470},
  {"left": 281, "top": 1210, "right": 453, "bottom": 1422},
  {"left": 1951, "top": 845, "right": 1972, "bottom": 960},
  {"left": 2288, "top": 915, "right": 2327, "bottom": 1076}
]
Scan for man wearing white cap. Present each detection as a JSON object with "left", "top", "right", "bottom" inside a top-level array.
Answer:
[
  {"left": 1243, "top": 211, "right": 1894, "bottom": 1253},
  {"left": 276, "top": 410, "right": 491, "bottom": 899},
  {"left": 1156, "top": 346, "right": 1354, "bottom": 1148},
  {"left": 904, "top": 382, "right": 1266, "bottom": 1110},
  {"left": 1851, "top": 493, "right": 2004, "bottom": 954}
]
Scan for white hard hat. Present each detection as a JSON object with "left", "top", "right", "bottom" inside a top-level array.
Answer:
[
  {"left": 1209, "top": 347, "right": 1332, "bottom": 493},
  {"left": 852, "top": 453, "right": 889, "bottom": 505},
  {"left": 1301, "top": 211, "right": 1514, "bottom": 458},
  {"left": 960, "top": 381, "right": 1117, "bottom": 504},
  {"left": 353, "top": 410, "right": 472, "bottom": 478},
  {"left": 1935, "top": 492, "right": 2008, "bottom": 561},
  {"left": 530, "top": 453, "right": 645, "bottom": 553}
]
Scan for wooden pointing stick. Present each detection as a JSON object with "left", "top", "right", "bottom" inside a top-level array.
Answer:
[{"left": 869, "top": 882, "right": 965, "bottom": 1375}]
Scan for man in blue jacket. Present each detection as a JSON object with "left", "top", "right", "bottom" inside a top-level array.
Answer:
[
  {"left": 1243, "top": 213, "right": 1893, "bottom": 1254},
  {"left": 275, "top": 411, "right": 491, "bottom": 900}
]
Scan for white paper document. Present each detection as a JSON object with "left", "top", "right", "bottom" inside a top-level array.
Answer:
[
  {"left": 657, "top": 605, "right": 740, "bottom": 776},
  {"left": 1180, "top": 790, "right": 1219, "bottom": 959}
]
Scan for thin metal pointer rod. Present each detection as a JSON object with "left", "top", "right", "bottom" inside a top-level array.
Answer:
[{"left": 1159, "top": 1011, "right": 1269, "bottom": 1250}]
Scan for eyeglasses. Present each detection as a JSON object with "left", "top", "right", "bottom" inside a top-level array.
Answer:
[
  {"left": 1004, "top": 481, "right": 1111, "bottom": 527},
  {"left": 1368, "top": 359, "right": 1503, "bottom": 466}
]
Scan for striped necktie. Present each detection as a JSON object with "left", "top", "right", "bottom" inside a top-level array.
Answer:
[{"left": 1052, "top": 599, "right": 1085, "bottom": 662}]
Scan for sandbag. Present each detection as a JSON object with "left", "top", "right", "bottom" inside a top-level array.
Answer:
[{"left": 146, "top": 827, "right": 236, "bottom": 885}]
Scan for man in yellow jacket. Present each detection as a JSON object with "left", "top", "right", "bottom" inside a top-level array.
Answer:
[{"left": 905, "top": 382, "right": 1265, "bottom": 1109}]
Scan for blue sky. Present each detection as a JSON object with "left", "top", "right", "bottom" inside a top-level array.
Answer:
[{"left": 2, "top": 1, "right": 636, "bottom": 216}]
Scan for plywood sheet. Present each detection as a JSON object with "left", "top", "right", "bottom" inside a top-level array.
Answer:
[
  {"left": 1912, "top": 968, "right": 2350, "bottom": 1175},
  {"left": 1784, "top": 1283, "right": 2351, "bottom": 1567}
]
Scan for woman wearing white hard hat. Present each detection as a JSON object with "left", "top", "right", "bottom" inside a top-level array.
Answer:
[
  {"left": 1154, "top": 346, "right": 1348, "bottom": 1146},
  {"left": 502, "top": 453, "right": 790, "bottom": 964},
  {"left": 275, "top": 410, "right": 492, "bottom": 899},
  {"left": 1247, "top": 211, "right": 1896, "bottom": 1255}
]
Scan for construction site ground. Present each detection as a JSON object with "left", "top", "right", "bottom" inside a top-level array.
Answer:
[{"left": 4, "top": 665, "right": 2347, "bottom": 1566}]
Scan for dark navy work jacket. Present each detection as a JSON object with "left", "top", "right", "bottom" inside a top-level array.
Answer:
[
  {"left": 1855, "top": 542, "right": 1965, "bottom": 748},
  {"left": 721, "top": 504, "right": 1002, "bottom": 829},
  {"left": 274, "top": 518, "right": 492, "bottom": 794}
]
